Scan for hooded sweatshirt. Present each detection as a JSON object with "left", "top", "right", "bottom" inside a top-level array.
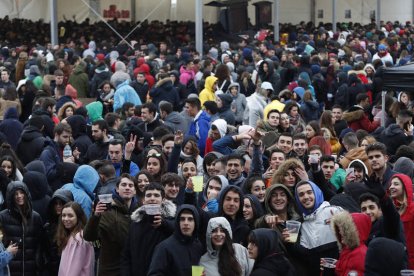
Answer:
[
  {"left": 147, "top": 204, "right": 203, "bottom": 276},
  {"left": 250, "top": 228, "right": 296, "bottom": 276},
  {"left": 218, "top": 185, "right": 250, "bottom": 246},
  {"left": 62, "top": 165, "right": 99, "bottom": 218},
  {"left": 23, "top": 171, "right": 51, "bottom": 221},
  {"left": 226, "top": 82, "right": 247, "bottom": 123},
  {"left": 217, "top": 93, "right": 236, "bottom": 125},
  {"left": 199, "top": 217, "right": 254, "bottom": 276},
  {"left": 391, "top": 173, "right": 414, "bottom": 268},
  {"left": 365, "top": 237, "right": 408, "bottom": 276},
  {"left": 0, "top": 107, "right": 23, "bottom": 149},
  {"left": 199, "top": 76, "right": 218, "bottom": 106},
  {"left": 332, "top": 212, "right": 371, "bottom": 276}
]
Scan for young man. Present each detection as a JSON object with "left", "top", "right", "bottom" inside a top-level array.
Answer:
[
  {"left": 160, "top": 172, "right": 184, "bottom": 206},
  {"left": 159, "top": 101, "right": 188, "bottom": 133},
  {"left": 380, "top": 109, "right": 414, "bottom": 156},
  {"left": 148, "top": 205, "right": 203, "bottom": 276},
  {"left": 291, "top": 133, "right": 308, "bottom": 169},
  {"left": 332, "top": 104, "right": 348, "bottom": 137},
  {"left": 84, "top": 174, "right": 139, "bottom": 276},
  {"left": 185, "top": 97, "right": 210, "bottom": 156},
  {"left": 340, "top": 132, "right": 370, "bottom": 175},
  {"left": 277, "top": 132, "right": 293, "bottom": 155},
  {"left": 138, "top": 102, "right": 163, "bottom": 134},
  {"left": 217, "top": 185, "right": 250, "bottom": 246},
  {"left": 359, "top": 191, "right": 405, "bottom": 244},
  {"left": 84, "top": 119, "right": 111, "bottom": 164},
  {"left": 225, "top": 154, "right": 246, "bottom": 188},
  {"left": 308, "top": 155, "right": 339, "bottom": 201},
  {"left": 108, "top": 139, "right": 140, "bottom": 177},
  {"left": 161, "top": 134, "right": 175, "bottom": 157},
  {"left": 39, "top": 123, "right": 74, "bottom": 191},
  {"left": 343, "top": 93, "right": 380, "bottom": 133},
  {"left": 121, "top": 183, "right": 176, "bottom": 276},
  {"left": 366, "top": 142, "right": 396, "bottom": 188},
  {"left": 285, "top": 181, "right": 342, "bottom": 276}
]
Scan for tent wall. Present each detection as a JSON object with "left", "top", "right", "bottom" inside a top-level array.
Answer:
[{"left": 0, "top": 0, "right": 412, "bottom": 25}]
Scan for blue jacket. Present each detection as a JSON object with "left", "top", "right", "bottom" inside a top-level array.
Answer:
[
  {"left": 0, "top": 242, "right": 13, "bottom": 276},
  {"left": 113, "top": 159, "right": 140, "bottom": 177},
  {"left": 39, "top": 138, "right": 63, "bottom": 191},
  {"left": 0, "top": 107, "right": 23, "bottom": 150},
  {"left": 113, "top": 80, "right": 142, "bottom": 111},
  {"left": 187, "top": 111, "right": 210, "bottom": 156},
  {"left": 62, "top": 165, "right": 99, "bottom": 218}
]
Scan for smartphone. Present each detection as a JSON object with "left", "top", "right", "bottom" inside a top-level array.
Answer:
[{"left": 346, "top": 168, "right": 355, "bottom": 178}]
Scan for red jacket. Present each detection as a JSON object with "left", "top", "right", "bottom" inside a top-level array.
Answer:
[
  {"left": 392, "top": 173, "right": 414, "bottom": 269},
  {"left": 333, "top": 212, "right": 371, "bottom": 276},
  {"left": 343, "top": 107, "right": 380, "bottom": 133}
]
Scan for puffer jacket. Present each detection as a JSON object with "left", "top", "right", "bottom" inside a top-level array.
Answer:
[
  {"left": 340, "top": 147, "right": 371, "bottom": 176},
  {"left": 0, "top": 181, "right": 43, "bottom": 276},
  {"left": 199, "top": 217, "right": 254, "bottom": 276},
  {"left": 149, "top": 77, "right": 180, "bottom": 109},
  {"left": 121, "top": 200, "right": 176, "bottom": 276},
  {"left": 62, "top": 165, "right": 99, "bottom": 218},
  {"left": 332, "top": 211, "right": 371, "bottom": 276},
  {"left": 342, "top": 105, "right": 380, "bottom": 133},
  {"left": 226, "top": 83, "right": 247, "bottom": 123}
]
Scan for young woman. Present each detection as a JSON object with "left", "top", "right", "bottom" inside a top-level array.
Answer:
[
  {"left": 0, "top": 181, "right": 43, "bottom": 275},
  {"left": 305, "top": 121, "right": 321, "bottom": 142},
  {"left": 320, "top": 110, "right": 341, "bottom": 154},
  {"left": 271, "top": 158, "right": 308, "bottom": 192},
  {"left": 283, "top": 101, "right": 305, "bottom": 133},
  {"left": 248, "top": 228, "right": 295, "bottom": 276},
  {"left": 180, "top": 137, "right": 204, "bottom": 175},
  {"left": 56, "top": 202, "right": 94, "bottom": 276},
  {"left": 142, "top": 153, "right": 167, "bottom": 183},
  {"left": 243, "top": 176, "right": 266, "bottom": 204},
  {"left": 0, "top": 155, "right": 18, "bottom": 182},
  {"left": 57, "top": 102, "right": 77, "bottom": 121},
  {"left": 135, "top": 170, "right": 154, "bottom": 206},
  {"left": 243, "top": 194, "right": 264, "bottom": 229},
  {"left": 278, "top": 112, "right": 292, "bottom": 133},
  {"left": 388, "top": 173, "right": 414, "bottom": 269},
  {"left": 199, "top": 217, "right": 254, "bottom": 276},
  {"left": 44, "top": 189, "right": 74, "bottom": 276},
  {"left": 359, "top": 135, "right": 376, "bottom": 149}
]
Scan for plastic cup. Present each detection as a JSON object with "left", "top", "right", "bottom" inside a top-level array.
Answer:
[
  {"left": 321, "top": 258, "right": 337, "bottom": 269},
  {"left": 98, "top": 193, "right": 113, "bottom": 209},
  {"left": 145, "top": 204, "right": 161, "bottom": 215},
  {"left": 286, "top": 220, "right": 301, "bottom": 243},
  {"left": 401, "top": 270, "right": 414, "bottom": 276},
  {"left": 192, "top": 176, "right": 204, "bottom": 192},
  {"left": 192, "top": 266, "right": 204, "bottom": 276}
]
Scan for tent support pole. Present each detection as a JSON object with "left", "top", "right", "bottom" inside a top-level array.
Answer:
[
  {"left": 332, "top": 0, "right": 336, "bottom": 33},
  {"left": 381, "top": 91, "right": 386, "bottom": 127},
  {"left": 50, "top": 0, "right": 58, "bottom": 46},
  {"left": 195, "top": 0, "right": 203, "bottom": 55}
]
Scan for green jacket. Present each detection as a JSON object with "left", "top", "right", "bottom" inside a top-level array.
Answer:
[
  {"left": 68, "top": 64, "right": 89, "bottom": 98},
  {"left": 84, "top": 197, "right": 137, "bottom": 276}
]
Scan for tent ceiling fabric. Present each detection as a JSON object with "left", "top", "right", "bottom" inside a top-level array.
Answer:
[
  {"left": 0, "top": 0, "right": 412, "bottom": 25},
  {"left": 383, "top": 63, "right": 414, "bottom": 91}
]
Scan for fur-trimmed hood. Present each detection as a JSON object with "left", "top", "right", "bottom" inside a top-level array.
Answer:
[
  {"left": 155, "top": 77, "right": 173, "bottom": 88},
  {"left": 331, "top": 211, "right": 371, "bottom": 250},
  {"left": 342, "top": 108, "right": 364, "bottom": 123},
  {"left": 347, "top": 70, "right": 367, "bottom": 77},
  {"left": 130, "top": 199, "right": 177, "bottom": 222}
]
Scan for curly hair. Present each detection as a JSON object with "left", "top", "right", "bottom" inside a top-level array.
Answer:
[{"left": 271, "top": 158, "right": 305, "bottom": 187}]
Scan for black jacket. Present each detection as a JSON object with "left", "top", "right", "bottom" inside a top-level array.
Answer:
[
  {"left": 23, "top": 171, "right": 51, "bottom": 222},
  {"left": 0, "top": 107, "right": 23, "bottom": 150},
  {"left": 83, "top": 141, "right": 109, "bottom": 164},
  {"left": 0, "top": 181, "right": 44, "bottom": 276},
  {"left": 16, "top": 125, "right": 45, "bottom": 165},
  {"left": 66, "top": 115, "right": 93, "bottom": 160},
  {"left": 120, "top": 200, "right": 176, "bottom": 276},
  {"left": 380, "top": 124, "right": 414, "bottom": 156},
  {"left": 39, "top": 138, "right": 64, "bottom": 191},
  {"left": 250, "top": 228, "right": 296, "bottom": 276},
  {"left": 147, "top": 205, "right": 204, "bottom": 276},
  {"left": 149, "top": 78, "right": 180, "bottom": 110},
  {"left": 218, "top": 186, "right": 250, "bottom": 246},
  {"left": 44, "top": 189, "right": 73, "bottom": 276}
]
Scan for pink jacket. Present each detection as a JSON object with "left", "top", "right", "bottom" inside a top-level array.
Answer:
[{"left": 58, "top": 231, "right": 95, "bottom": 276}]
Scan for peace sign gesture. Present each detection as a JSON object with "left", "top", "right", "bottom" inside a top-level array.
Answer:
[{"left": 125, "top": 134, "right": 137, "bottom": 160}]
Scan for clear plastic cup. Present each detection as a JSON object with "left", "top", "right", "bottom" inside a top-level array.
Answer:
[
  {"left": 98, "top": 194, "right": 112, "bottom": 203},
  {"left": 401, "top": 270, "right": 414, "bottom": 276},
  {"left": 321, "top": 257, "right": 337, "bottom": 269},
  {"left": 145, "top": 204, "right": 161, "bottom": 215},
  {"left": 286, "top": 220, "right": 301, "bottom": 243}
]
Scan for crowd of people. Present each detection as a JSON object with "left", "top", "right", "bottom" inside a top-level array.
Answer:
[{"left": 0, "top": 15, "right": 413, "bottom": 276}]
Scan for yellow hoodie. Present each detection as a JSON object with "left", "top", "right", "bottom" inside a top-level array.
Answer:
[{"left": 199, "top": 76, "right": 218, "bottom": 106}]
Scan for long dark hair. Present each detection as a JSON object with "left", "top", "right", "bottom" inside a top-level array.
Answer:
[
  {"left": 0, "top": 155, "right": 17, "bottom": 180},
  {"left": 55, "top": 202, "right": 87, "bottom": 253},
  {"left": 217, "top": 228, "right": 242, "bottom": 276}
]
